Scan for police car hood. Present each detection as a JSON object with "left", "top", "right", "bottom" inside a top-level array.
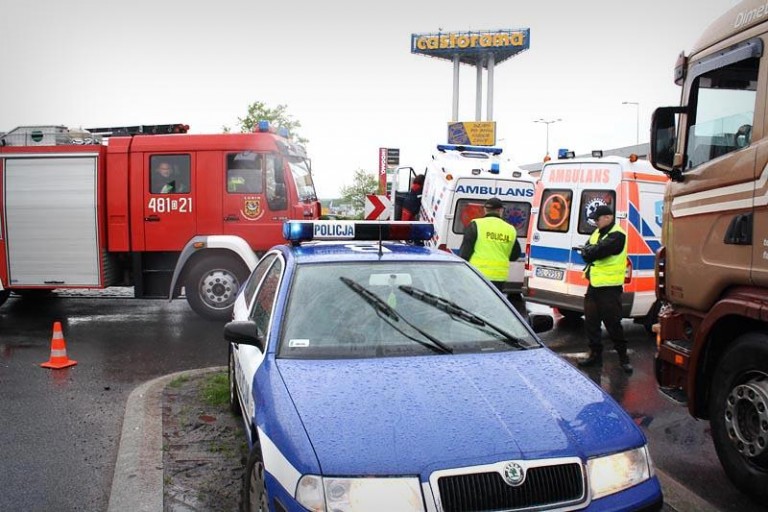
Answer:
[{"left": 277, "top": 349, "right": 643, "bottom": 476}]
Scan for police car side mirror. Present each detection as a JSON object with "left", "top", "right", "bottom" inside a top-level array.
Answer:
[
  {"left": 224, "top": 320, "right": 265, "bottom": 350},
  {"left": 528, "top": 314, "right": 553, "bottom": 334}
]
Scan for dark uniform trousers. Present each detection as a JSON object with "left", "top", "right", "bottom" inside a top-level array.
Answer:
[{"left": 584, "top": 284, "right": 627, "bottom": 357}]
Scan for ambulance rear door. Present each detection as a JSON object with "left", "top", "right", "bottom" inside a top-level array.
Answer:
[
  {"left": 450, "top": 177, "right": 535, "bottom": 283},
  {"left": 530, "top": 161, "right": 621, "bottom": 299}
]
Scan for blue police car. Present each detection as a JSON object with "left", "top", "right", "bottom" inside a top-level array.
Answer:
[{"left": 226, "top": 220, "right": 663, "bottom": 512}]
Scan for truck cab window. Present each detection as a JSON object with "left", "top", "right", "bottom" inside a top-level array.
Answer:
[
  {"left": 686, "top": 57, "right": 758, "bottom": 169},
  {"left": 227, "top": 152, "right": 263, "bottom": 194},
  {"left": 151, "top": 154, "right": 191, "bottom": 194}
]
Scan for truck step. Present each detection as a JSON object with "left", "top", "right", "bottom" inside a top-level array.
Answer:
[
  {"left": 659, "top": 386, "right": 688, "bottom": 405},
  {"left": 664, "top": 339, "right": 693, "bottom": 355}
]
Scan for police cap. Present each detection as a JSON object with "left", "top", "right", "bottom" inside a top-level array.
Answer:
[
  {"left": 589, "top": 205, "right": 614, "bottom": 219},
  {"left": 483, "top": 197, "right": 504, "bottom": 209}
]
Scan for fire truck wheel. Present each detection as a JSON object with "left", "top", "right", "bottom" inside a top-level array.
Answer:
[
  {"left": 709, "top": 333, "right": 768, "bottom": 501},
  {"left": 243, "top": 441, "right": 269, "bottom": 512},
  {"left": 0, "top": 290, "right": 10, "bottom": 307},
  {"left": 185, "top": 254, "right": 248, "bottom": 321},
  {"left": 228, "top": 344, "right": 242, "bottom": 417}
]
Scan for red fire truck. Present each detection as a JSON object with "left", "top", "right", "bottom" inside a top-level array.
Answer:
[{"left": 0, "top": 122, "right": 321, "bottom": 319}]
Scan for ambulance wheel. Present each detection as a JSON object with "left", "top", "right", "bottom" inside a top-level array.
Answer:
[
  {"left": 0, "top": 290, "right": 10, "bottom": 307},
  {"left": 243, "top": 441, "right": 269, "bottom": 512},
  {"left": 185, "top": 254, "right": 249, "bottom": 321},
  {"left": 709, "top": 333, "right": 768, "bottom": 501},
  {"left": 228, "top": 344, "right": 242, "bottom": 417},
  {"left": 558, "top": 308, "right": 582, "bottom": 321}
]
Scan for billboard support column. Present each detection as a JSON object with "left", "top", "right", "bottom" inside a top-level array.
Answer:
[
  {"left": 487, "top": 53, "right": 495, "bottom": 121},
  {"left": 452, "top": 55, "right": 460, "bottom": 122},
  {"left": 475, "top": 62, "right": 483, "bottom": 121}
]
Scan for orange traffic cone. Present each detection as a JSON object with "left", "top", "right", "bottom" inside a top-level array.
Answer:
[{"left": 41, "top": 321, "right": 77, "bottom": 369}]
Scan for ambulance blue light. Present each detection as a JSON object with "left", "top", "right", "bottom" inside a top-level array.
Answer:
[
  {"left": 258, "top": 120, "right": 270, "bottom": 132},
  {"left": 277, "top": 127, "right": 290, "bottom": 138},
  {"left": 283, "top": 221, "right": 435, "bottom": 243},
  {"left": 490, "top": 163, "right": 500, "bottom": 174}
]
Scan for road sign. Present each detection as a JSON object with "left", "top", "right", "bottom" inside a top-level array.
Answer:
[
  {"left": 386, "top": 148, "right": 400, "bottom": 166},
  {"left": 364, "top": 194, "right": 392, "bottom": 220}
]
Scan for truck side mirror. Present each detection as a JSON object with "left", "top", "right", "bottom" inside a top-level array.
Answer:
[{"left": 650, "top": 106, "right": 686, "bottom": 177}]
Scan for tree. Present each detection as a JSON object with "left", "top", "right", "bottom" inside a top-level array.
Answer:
[
  {"left": 223, "top": 101, "right": 308, "bottom": 144},
  {"left": 340, "top": 169, "right": 378, "bottom": 214}
]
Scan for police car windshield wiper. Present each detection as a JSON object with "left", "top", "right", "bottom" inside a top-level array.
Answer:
[
  {"left": 399, "top": 285, "right": 529, "bottom": 349},
  {"left": 339, "top": 277, "right": 453, "bottom": 355}
]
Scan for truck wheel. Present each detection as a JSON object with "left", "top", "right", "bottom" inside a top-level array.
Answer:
[
  {"left": 185, "top": 254, "right": 248, "bottom": 321},
  {"left": 709, "top": 333, "right": 768, "bottom": 501},
  {"left": 0, "top": 290, "right": 10, "bottom": 307},
  {"left": 243, "top": 441, "right": 269, "bottom": 512},
  {"left": 228, "top": 345, "right": 242, "bottom": 417}
]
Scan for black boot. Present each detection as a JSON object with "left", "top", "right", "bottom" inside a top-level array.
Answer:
[
  {"left": 578, "top": 351, "right": 603, "bottom": 367},
  {"left": 618, "top": 352, "right": 634, "bottom": 374}
]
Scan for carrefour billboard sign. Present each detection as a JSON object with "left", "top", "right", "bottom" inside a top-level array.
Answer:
[{"left": 411, "top": 29, "right": 530, "bottom": 65}]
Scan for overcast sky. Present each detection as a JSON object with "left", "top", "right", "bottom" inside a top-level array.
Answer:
[{"left": 0, "top": 0, "right": 741, "bottom": 198}]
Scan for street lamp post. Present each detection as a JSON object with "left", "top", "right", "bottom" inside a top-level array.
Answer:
[
  {"left": 533, "top": 118, "right": 562, "bottom": 159},
  {"left": 622, "top": 101, "right": 640, "bottom": 145}
]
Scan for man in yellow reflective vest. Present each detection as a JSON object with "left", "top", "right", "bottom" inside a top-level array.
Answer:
[
  {"left": 459, "top": 197, "right": 521, "bottom": 293},
  {"left": 577, "top": 205, "right": 632, "bottom": 374}
]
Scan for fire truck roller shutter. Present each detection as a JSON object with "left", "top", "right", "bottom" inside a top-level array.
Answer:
[{"left": 169, "top": 236, "right": 259, "bottom": 320}]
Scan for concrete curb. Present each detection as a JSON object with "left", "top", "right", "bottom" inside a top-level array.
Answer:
[{"left": 107, "top": 366, "right": 226, "bottom": 512}]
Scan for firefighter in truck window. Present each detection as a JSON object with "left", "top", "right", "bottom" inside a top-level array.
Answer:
[
  {"left": 151, "top": 156, "right": 190, "bottom": 194},
  {"left": 227, "top": 152, "right": 263, "bottom": 194}
]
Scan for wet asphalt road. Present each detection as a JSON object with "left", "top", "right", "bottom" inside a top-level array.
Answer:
[
  {"left": 0, "top": 291, "right": 764, "bottom": 511},
  {"left": 0, "top": 291, "right": 227, "bottom": 511}
]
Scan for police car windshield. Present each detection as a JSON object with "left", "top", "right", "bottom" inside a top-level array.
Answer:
[{"left": 279, "top": 261, "right": 539, "bottom": 359}]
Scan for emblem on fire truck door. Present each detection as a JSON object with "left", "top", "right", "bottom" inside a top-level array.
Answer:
[{"left": 242, "top": 197, "right": 264, "bottom": 221}]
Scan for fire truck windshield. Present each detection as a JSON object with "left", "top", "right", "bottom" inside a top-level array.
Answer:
[{"left": 287, "top": 155, "right": 317, "bottom": 201}]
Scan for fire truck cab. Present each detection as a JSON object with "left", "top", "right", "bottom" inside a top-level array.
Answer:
[{"left": 0, "top": 123, "right": 320, "bottom": 320}]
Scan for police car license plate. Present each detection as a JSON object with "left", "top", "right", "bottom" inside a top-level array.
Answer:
[{"left": 535, "top": 266, "right": 565, "bottom": 280}]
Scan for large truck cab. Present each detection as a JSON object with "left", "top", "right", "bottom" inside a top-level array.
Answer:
[{"left": 649, "top": 0, "right": 768, "bottom": 500}]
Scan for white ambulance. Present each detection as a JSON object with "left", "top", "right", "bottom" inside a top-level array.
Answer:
[
  {"left": 522, "top": 152, "right": 668, "bottom": 330},
  {"left": 414, "top": 144, "right": 537, "bottom": 296}
]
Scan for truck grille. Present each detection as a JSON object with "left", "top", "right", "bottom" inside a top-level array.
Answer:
[{"left": 437, "top": 462, "right": 584, "bottom": 512}]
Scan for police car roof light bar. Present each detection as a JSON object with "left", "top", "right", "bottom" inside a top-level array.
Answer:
[{"left": 283, "top": 221, "right": 435, "bottom": 244}]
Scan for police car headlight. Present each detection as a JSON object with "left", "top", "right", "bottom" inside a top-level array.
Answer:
[
  {"left": 587, "top": 445, "right": 653, "bottom": 499},
  {"left": 296, "top": 475, "right": 424, "bottom": 511}
]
